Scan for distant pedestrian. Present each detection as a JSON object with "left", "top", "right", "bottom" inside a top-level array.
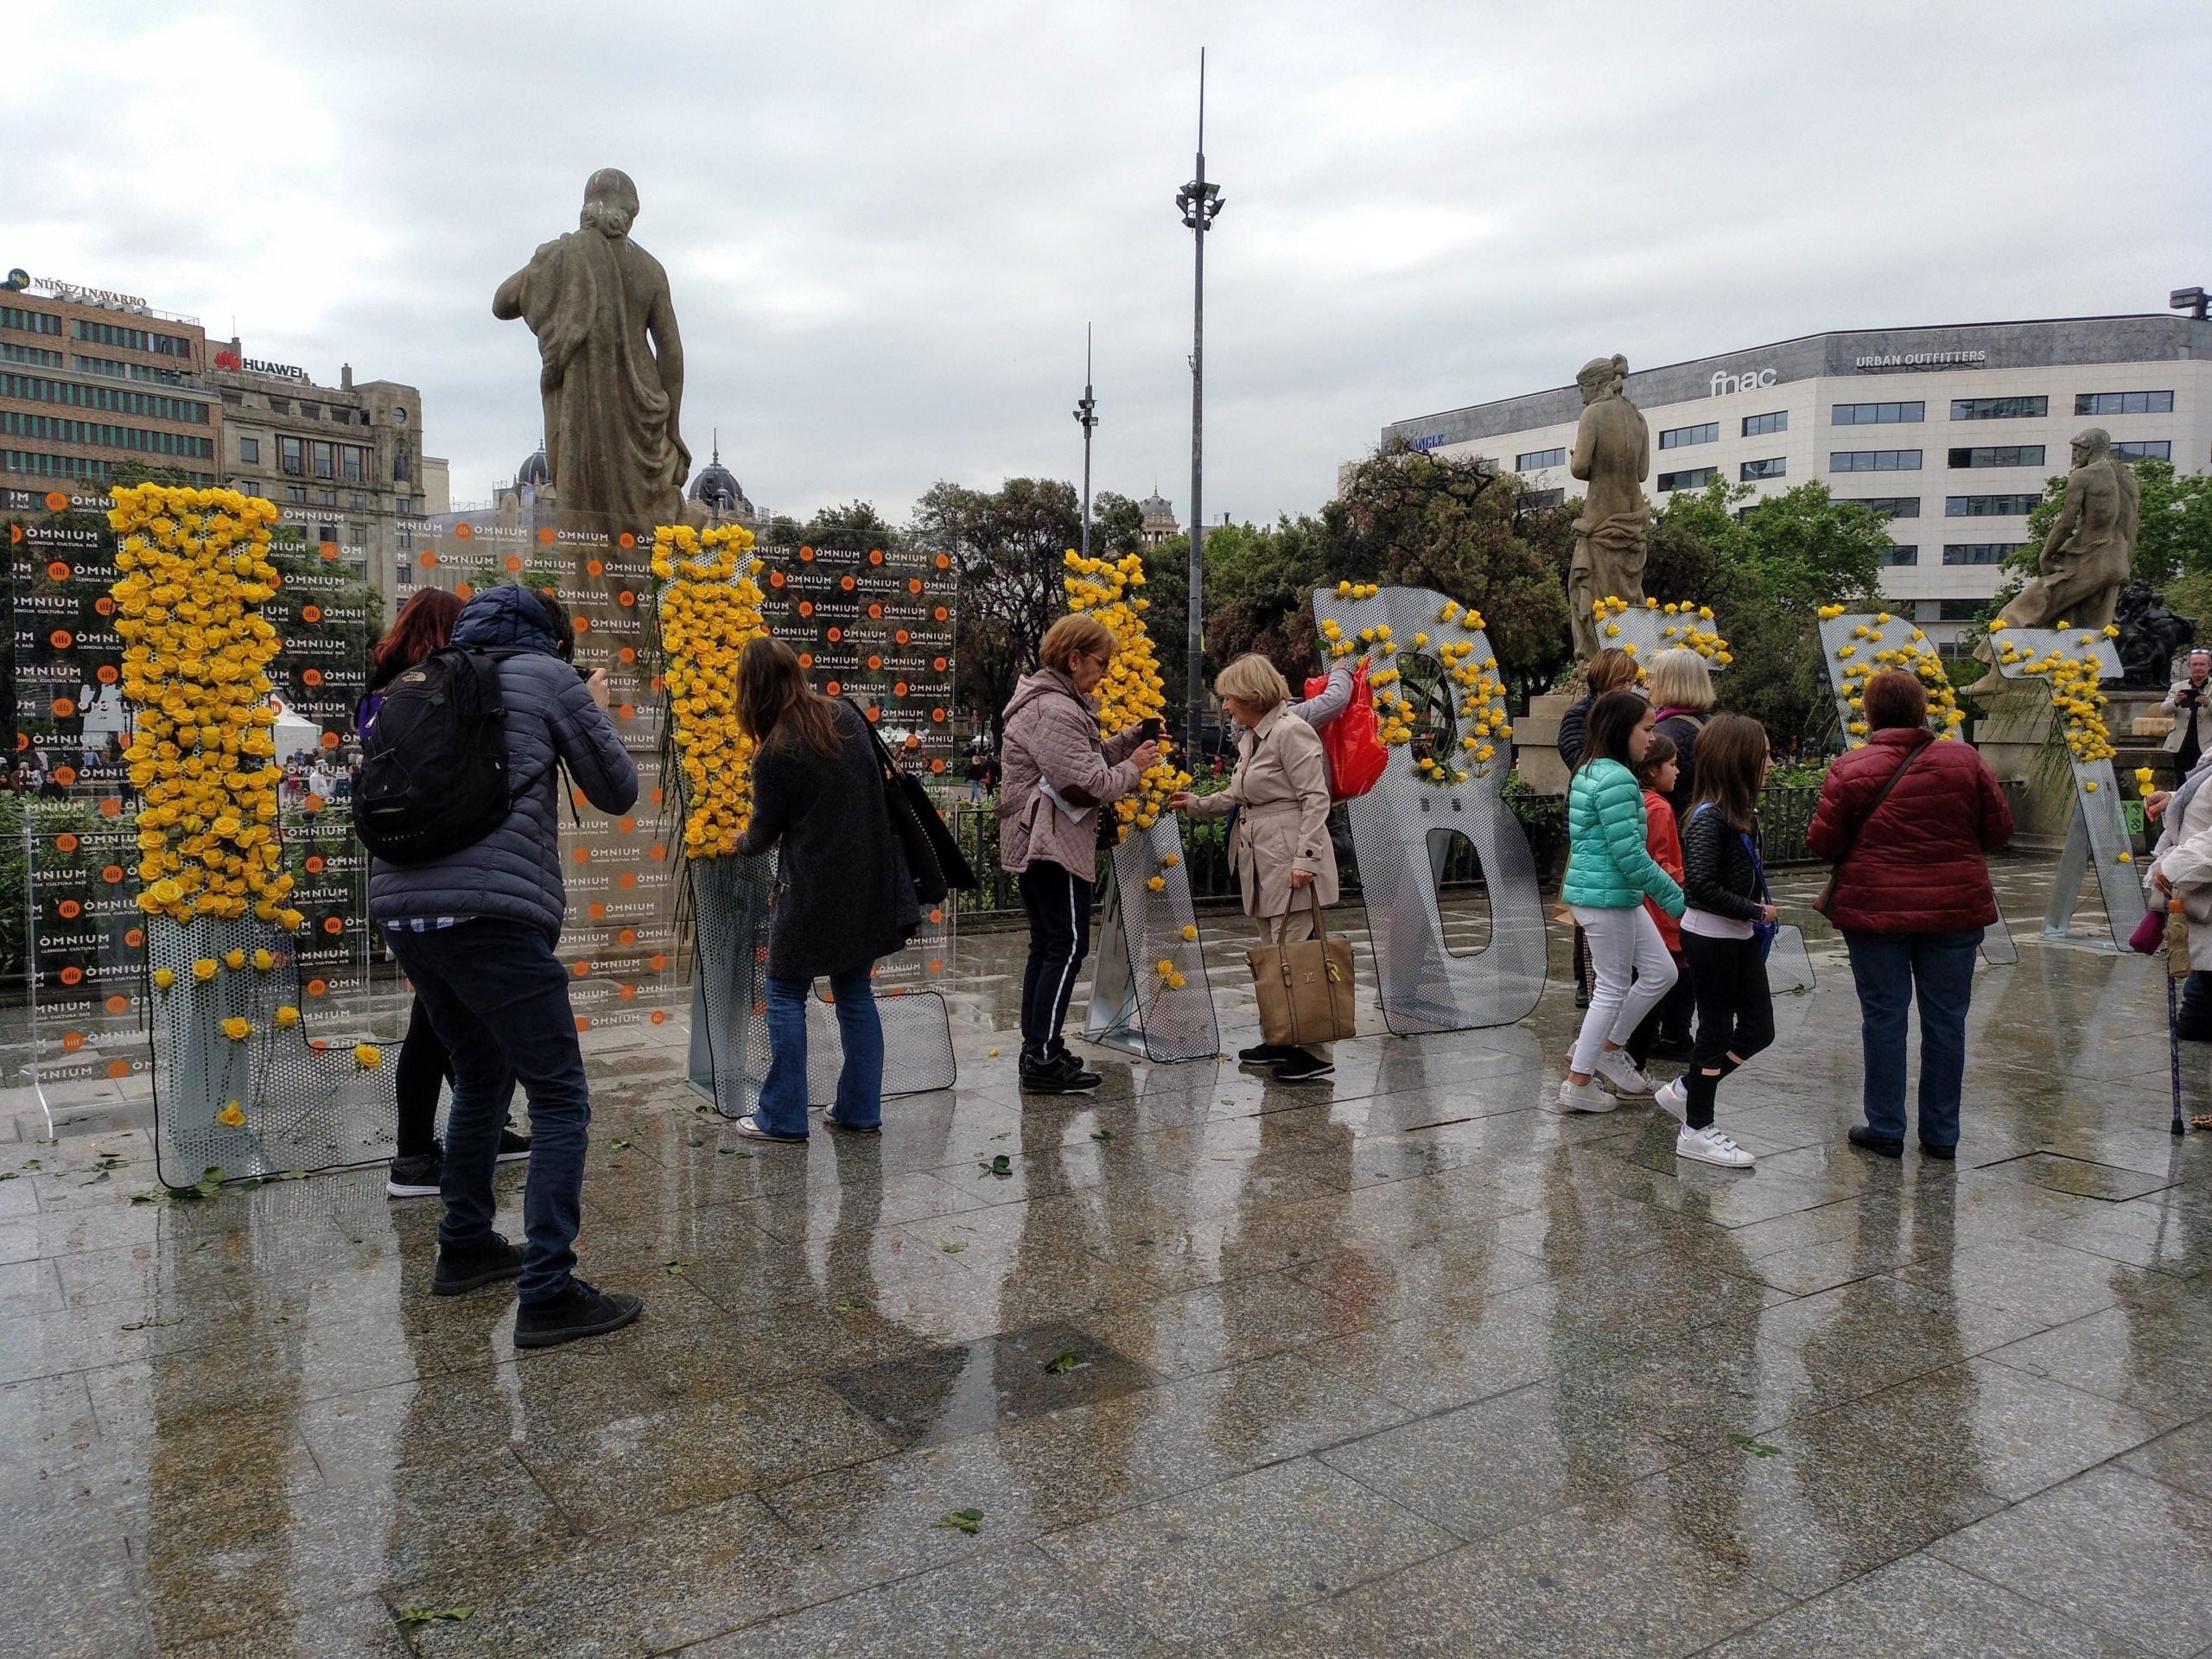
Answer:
[
  {"left": 1808, "top": 669, "right": 2012, "bottom": 1160},
  {"left": 997, "top": 614, "right": 1160, "bottom": 1094},
  {"left": 368, "top": 584, "right": 642, "bottom": 1349},
  {"left": 1655, "top": 714, "right": 1773, "bottom": 1168},
  {"left": 732, "top": 638, "right": 918, "bottom": 1142},
  {"left": 1555, "top": 690, "right": 1683, "bottom": 1113},
  {"left": 2159, "top": 649, "right": 2212, "bottom": 788}
]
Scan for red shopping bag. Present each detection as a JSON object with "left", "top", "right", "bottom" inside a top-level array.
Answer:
[{"left": 1306, "top": 661, "right": 1388, "bottom": 801}]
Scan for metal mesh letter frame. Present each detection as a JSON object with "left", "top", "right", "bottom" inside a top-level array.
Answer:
[
  {"left": 1308, "top": 588, "right": 1547, "bottom": 1033},
  {"left": 1991, "top": 626, "right": 2146, "bottom": 950},
  {"left": 679, "top": 527, "right": 958, "bottom": 1114},
  {"left": 1815, "top": 612, "right": 2018, "bottom": 966},
  {"left": 1084, "top": 817, "right": 1221, "bottom": 1062}
]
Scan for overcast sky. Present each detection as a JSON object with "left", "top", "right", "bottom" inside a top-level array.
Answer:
[{"left": 9, "top": 2, "right": 2206, "bottom": 526}]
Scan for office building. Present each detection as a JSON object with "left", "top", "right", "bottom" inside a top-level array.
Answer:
[{"left": 1382, "top": 312, "right": 2212, "bottom": 649}]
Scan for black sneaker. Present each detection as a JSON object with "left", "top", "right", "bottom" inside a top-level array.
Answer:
[
  {"left": 1919, "top": 1141, "right": 1957, "bottom": 1161},
  {"left": 1238, "top": 1043, "right": 1294, "bottom": 1065},
  {"left": 514, "top": 1278, "right": 644, "bottom": 1350},
  {"left": 433, "top": 1232, "right": 525, "bottom": 1296},
  {"left": 496, "top": 1128, "right": 531, "bottom": 1163},
  {"left": 1271, "top": 1051, "right": 1335, "bottom": 1084},
  {"left": 387, "top": 1150, "right": 442, "bottom": 1199},
  {"left": 1847, "top": 1124, "right": 1904, "bottom": 1159},
  {"left": 1020, "top": 1049, "right": 1100, "bottom": 1095}
]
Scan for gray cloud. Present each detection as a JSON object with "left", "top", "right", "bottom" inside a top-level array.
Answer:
[{"left": 6, "top": 0, "right": 2203, "bottom": 527}]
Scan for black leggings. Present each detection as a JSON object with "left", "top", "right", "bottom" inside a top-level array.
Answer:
[
  {"left": 1680, "top": 931, "right": 1775, "bottom": 1130},
  {"left": 1018, "top": 861, "right": 1093, "bottom": 1052},
  {"left": 394, "top": 995, "right": 451, "bottom": 1158}
]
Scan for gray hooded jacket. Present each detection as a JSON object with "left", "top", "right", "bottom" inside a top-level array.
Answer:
[{"left": 367, "top": 584, "right": 638, "bottom": 941}]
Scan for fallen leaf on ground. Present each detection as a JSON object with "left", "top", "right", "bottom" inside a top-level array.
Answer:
[
  {"left": 1727, "top": 1433, "right": 1781, "bottom": 1457},
  {"left": 941, "top": 1242, "right": 966, "bottom": 1254},
  {"left": 931, "top": 1509, "right": 982, "bottom": 1535},
  {"left": 980, "top": 1154, "right": 1013, "bottom": 1179},
  {"left": 395, "top": 1607, "right": 474, "bottom": 1624},
  {"left": 1043, "top": 1349, "right": 1081, "bottom": 1374}
]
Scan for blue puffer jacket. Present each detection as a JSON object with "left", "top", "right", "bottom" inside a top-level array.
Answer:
[
  {"left": 1562, "top": 758, "right": 1685, "bottom": 915},
  {"left": 368, "top": 584, "right": 638, "bottom": 942}
]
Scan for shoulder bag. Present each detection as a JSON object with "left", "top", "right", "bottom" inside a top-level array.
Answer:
[
  {"left": 1249, "top": 888, "right": 1357, "bottom": 1048},
  {"left": 1812, "top": 741, "right": 1926, "bottom": 920},
  {"left": 847, "top": 701, "right": 976, "bottom": 905}
]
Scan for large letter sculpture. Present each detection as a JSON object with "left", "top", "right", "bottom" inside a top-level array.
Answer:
[
  {"left": 1987, "top": 622, "right": 2145, "bottom": 950},
  {"left": 1815, "top": 608, "right": 2018, "bottom": 964},
  {"left": 1309, "top": 587, "right": 1546, "bottom": 1033}
]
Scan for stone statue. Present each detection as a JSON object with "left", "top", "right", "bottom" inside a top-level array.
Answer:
[
  {"left": 1991, "top": 427, "right": 2139, "bottom": 634},
  {"left": 494, "top": 168, "right": 691, "bottom": 530},
  {"left": 2113, "top": 580, "right": 2196, "bottom": 690},
  {"left": 1567, "top": 354, "right": 1650, "bottom": 658}
]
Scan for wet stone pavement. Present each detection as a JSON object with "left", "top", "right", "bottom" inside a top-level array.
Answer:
[{"left": 5, "top": 857, "right": 2212, "bottom": 1656}]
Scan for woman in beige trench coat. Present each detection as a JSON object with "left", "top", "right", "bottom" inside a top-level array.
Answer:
[{"left": 1171, "top": 653, "right": 1339, "bottom": 1083}]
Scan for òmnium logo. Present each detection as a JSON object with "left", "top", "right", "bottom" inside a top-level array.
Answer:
[{"left": 1854, "top": 349, "right": 1987, "bottom": 372}]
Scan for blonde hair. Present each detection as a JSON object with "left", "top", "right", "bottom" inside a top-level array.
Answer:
[
  {"left": 1646, "top": 647, "right": 1715, "bottom": 714},
  {"left": 1039, "top": 613, "right": 1116, "bottom": 674},
  {"left": 1214, "top": 652, "right": 1290, "bottom": 712}
]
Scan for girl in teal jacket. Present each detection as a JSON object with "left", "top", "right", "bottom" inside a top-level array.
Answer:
[{"left": 1558, "top": 690, "right": 1685, "bottom": 1113}]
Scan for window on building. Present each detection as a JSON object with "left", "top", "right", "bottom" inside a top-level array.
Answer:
[
  {"left": 1938, "top": 599, "right": 1987, "bottom": 621},
  {"left": 397, "top": 523, "right": 414, "bottom": 551},
  {"left": 1524, "top": 487, "right": 1565, "bottom": 509},
  {"left": 1832, "top": 449, "right": 1922, "bottom": 472},
  {"left": 1950, "top": 396, "right": 2048, "bottom": 421},
  {"left": 315, "top": 487, "right": 337, "bottom": 506},
  {"left": 1742, "top": 410, "right": 1789, "bottom": 437},
  {"left": 1850, "top": 496, "right": 1922, "bottom": 518},
  {"left": 238, "top": 436, "right": 260, "bottom": 465},
  {"left": 280, "top": 435, "right": 303, "bottom": 475},
  {"left": 301, "top": 404, "right": 321, "bottom": 421},
  {"left": 0, "top": 341, "right": 62, "bottom": 367},
  {"left": 1, "top": 306, "right": 64, "bottom": 336},
  {"left": 310, "top": 440, "right": 334, "bottom": 479},
  {"left": 348, "top": 492, "right": 367, "bottom": 509},
  {"left": 1947, "top": 493, "right": 2041, "bottom": 517},
  {"left": 2076, "top": 391, "right": 2173, "bottom": 416},
  {"left": 1656, "top": 467, "right": 1719, "bottom": 493},
  {"left": 1740, "top": 457, "right": 1787, "bottom": 481},
  {"left": 2113, "top": 440, "right": 2172, "bottom": 461},
  {"left": 348, "top": 523, "right": 368, "bottom": 547},
  {"left": 286, "top": 484, "right": 306, "bottom": 504},
  {"left": 1659, "top": 422, "right": 1719, "bottom": 449},
  {"left": 1880, "top": 544, "right": 1919, "bottom": 566},
  {"left": 394, "top": 441, "right": 411, "bottom": 483},
  {"left": 394, "top": 405, "right": 409, "bottom": 425},
  {"left": 1832, "top": 401, "right": 1923, "bottom": 425},
  {"left": 1942, "top": 542, "right": 2026, "bottom": 565},
  {"left": 341, "top": 446, "right": 365, "bottom": 482},
  {"left": 1515, "top": 447, "right": 1566, "bottom": 471},
  {"left": 1949, "top": 446, "right": 2044, "bottom": 468}
]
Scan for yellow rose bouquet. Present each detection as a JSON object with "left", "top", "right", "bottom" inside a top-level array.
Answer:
[{"left": 654, "top": 523, "right": 768, "bottom": 857}]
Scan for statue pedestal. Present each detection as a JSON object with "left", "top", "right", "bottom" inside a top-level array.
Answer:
[
  {"left": 1515, "top": 694, "right": 1573, "bottom": 796},
  {"left": 1977, "top": 681, "right": 2163, "bottom": 848}
]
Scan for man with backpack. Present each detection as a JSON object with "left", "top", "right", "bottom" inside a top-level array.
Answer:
[{"left": 362, "top": 583, "right": 642, "bottom": 1349}]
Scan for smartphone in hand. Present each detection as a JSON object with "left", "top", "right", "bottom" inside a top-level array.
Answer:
[{"left": 1139, "top": 717, "right": 1166, "bottom": 742}]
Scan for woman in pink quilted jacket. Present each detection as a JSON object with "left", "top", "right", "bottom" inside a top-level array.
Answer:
[{"left": 998, "top": 613, "right": 1160, "bottom": 1094}]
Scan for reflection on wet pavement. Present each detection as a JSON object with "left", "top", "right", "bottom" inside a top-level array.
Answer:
[{"left": 4, "top": 861, "right": 2211, "bottom": 1655}]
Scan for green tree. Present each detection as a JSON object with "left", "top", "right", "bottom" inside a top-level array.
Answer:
[
  {"left": 912, "top": 477, "right": 1082, "bottom": 734},
  {"left": 1090, "top": 491, "right": 1144, "bottom": 556}
]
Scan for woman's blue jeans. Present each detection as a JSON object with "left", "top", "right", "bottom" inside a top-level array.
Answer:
[
  {"left": 756, "top": 966, "right": 883, "bottom": 1137},
  {"left": 1842, "top": 928, "right": 1983, "bottom": 1148}
]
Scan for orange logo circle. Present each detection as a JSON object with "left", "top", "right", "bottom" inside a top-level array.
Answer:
[
  {"left": 799, "top": 546, "right": 815, "bottom": 562},
  {"left": 46, "top": 560, "right": 69, "bottom": 581},
  {"left": 301, "top": 605, "right": 322, "bottom": 623},
  {"left": 907, "top": 578, "right": 923, "bottom": 595},
  {"left": 53, "top": 766, "right": 76, "bottom": 787},
  {"left": 55, "top": 834, "right": 78, "bottom": 852},
  {"left": 588, "top": 558, "right": 605, "bottom": 576},
  {"left": 620, "top": 646, "right": 637, "bottom": 664},
  {"left": 97, "top": 664, "right": 118, "bottom": 683},
  {"left": 455, "top": 523, "right": 474, "bottom": 540},
  {"left": 100, "top": 866, "right": 122, "bottom": 884},
  {"left": 618, "top": 533, "right": 636, "bottom": 550},
  {"left": 649, "top": 953, "right": 668, "bottom": 972},
  {"left": 51, "top": 697, "right": 74, "bottom": 718},
  {"left": 826, "top": 626, "right": 842, "bottom": 644},
  {"left": 107, "top": 1059, "right": 130, "bottom": 1079},
  {"left": 124, "top": 928, "right": 142, "bottom": 949},
  {"left": 618, "top": 983, "right": 636, "bottom": 1001},
  {"left": 839, "top": 575, "right": 855, "bottom": 591},
  {"left": 616, "top": 703, "right": 635, "bottom": 721},
  {"left": 63, "top": 1032, "right": 85, "bottom": 1052},
  {"left": 618, "top": 589, "right": 635, "bottom": 607},
  {"left": 304, "top": 855, "right": 324, "bottom": 874},
  {"left": 94, "top": 596, "right": 113, "bottom": 616},
  {"left": 321, "top": 544, "right": 339, "bottom": 563},
  {"left": 49, "top": 630, "right": 72, "bottom": 649},
  {"left": 571, "top": 960, "right": 590, "bottom": 977},
  {"left": 58, "top": 900, "right": 80, "bottom": 919},
  {"left": 455, "top": 583, "right": 474, "bottom": 601},
  {"left": 105, "top": 995, "right": 128, "bottom": 1014},
  {"left": 588, "top": 901, "right": 607, "bottom": 920},
  {"left": 618, "top": 871, "right": 637, "bottom": 889},
  {"left": 98, "top": 798, "right": 121, "bottom": 817},
  {"left": 321, "top": 732, "right": 340, "bottom": 750},
  {"left": 575, "top": 1015, "right": 590, "bottom": 1032},
  {"left": 538, "top": 527, "right": 556, "bottom": 544},
  {"left": 307, "top": 978, "right": 327, "bottom": 997},
  {"left": 302, "top": 669, "right": 323, "bottom": 686},
  {"left": 618, "top": 927, "right": 637, "bottom": 945},
  {"left": 825, "top": 680, "right": 842, "bottom": 697},
  {"left": 302, "top": 793, "right": 324, "bottom": 812},
  {"left": 573, "top": 847, "right": 589, "bottom": 864},
  {"left": 45, "top": 491, "right": 68, "bottom": 511},
  {"left": 60, "top": 966, "right": 83, "bottom": 986},
  {"left": 505, "top": 555, "right": 523, "bottom": 573},
  {"left": 650, "top": 1008, "right": 666, "bottom": 1024},
  {"left": 419, "top": 550, "right": 438, "bottom": 568},
  {"left": 322, "top": 916, "right": 343, "bottom": 935}
]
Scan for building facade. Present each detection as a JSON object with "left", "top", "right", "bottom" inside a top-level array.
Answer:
[
  {"left": 206, "top": 343, "right": 446, "bottom": 601},
  {"left": 1, "top": 278, "right": 215, "bottom": 490},
  {"left": 1382, "top": 313, "right": 2212, "bottom": 649}
]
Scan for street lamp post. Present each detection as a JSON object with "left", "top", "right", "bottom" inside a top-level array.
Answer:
[
  {"left": 1073, "top": 324, "right": 1098, "bottom": 559},
  {"left": 1176, "top": 48, "right": 1223, "bottom": 754}
]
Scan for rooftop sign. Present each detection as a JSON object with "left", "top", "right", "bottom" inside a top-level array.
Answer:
[
  {"left": 32, "top": 276, "right": 150, "bottom": 309},
  {"left": 213, "top": 348, "right": 308, "bottom": 383},
  {"left": 1854, "top": 349, "right": 1986, "bottom": 373}
]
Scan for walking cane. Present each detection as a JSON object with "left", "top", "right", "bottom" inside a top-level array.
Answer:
[{"left": 2165, "top": 898, "right": 2189, "bottom": 1138}]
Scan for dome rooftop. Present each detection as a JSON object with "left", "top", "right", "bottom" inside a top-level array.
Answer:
[
  {"left": 517, "top": 447, "right": 550, "bottom": 488},
  {"left": 687, "top": 432, "right": 747, "bottom": 512}
]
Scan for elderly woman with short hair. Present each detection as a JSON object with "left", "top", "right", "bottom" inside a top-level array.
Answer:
[
  {"left": 998, "top": 613, "right": 1161, "bottom": 1095},
  {"left": 1171, "top": 653, "right": 1338, "bottom": 1083},
  {"left": 1647, "top": 647, "right": 1718, "bottom": 823}
]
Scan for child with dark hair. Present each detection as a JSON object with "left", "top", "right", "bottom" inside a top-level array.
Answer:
[
  {"left": 1624, "top": 731, "right": 1694, "bottom": 1077},
  {"left": 1655, "top": 712, "right": 1774, "bottom": 1167}
]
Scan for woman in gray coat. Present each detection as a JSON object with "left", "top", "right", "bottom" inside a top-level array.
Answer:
[{"left": 732, "top": 638, "right": 918, "bottom": 1142}]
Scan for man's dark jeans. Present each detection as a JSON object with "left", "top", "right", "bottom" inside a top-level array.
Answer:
[
  {"left": 386, "top": 918, "right": 591, "bottom": 1304},
  {"left": 1842, "top": 928, "right": 1983, "bottom": 1149}
]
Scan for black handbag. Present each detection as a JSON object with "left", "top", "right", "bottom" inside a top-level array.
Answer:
[{"left": 849, "top": 702, "right": 976, "bottom": 904}]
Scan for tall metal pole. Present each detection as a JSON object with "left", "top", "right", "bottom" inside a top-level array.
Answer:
[
  {"left": 1177, "top": 49, "right": 1223, "bottom": 754},
  {"left": 1074, "top": 324, "right": 1097, "bottom": 559}
]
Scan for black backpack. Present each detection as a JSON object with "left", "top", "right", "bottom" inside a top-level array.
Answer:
[{"left": 352, "top": 646, "right": 513, "bottom": 864}]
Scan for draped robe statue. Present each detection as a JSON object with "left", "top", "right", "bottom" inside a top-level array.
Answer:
[
  {"left": 1567, "top": 354, "right": 1651, "bottom": 658},
  {"left": 1993, "top": 428, "right": 2140, "bottom": 634},
  {"left": 494, "top": 169, "right": 690, "bottom": 530}
]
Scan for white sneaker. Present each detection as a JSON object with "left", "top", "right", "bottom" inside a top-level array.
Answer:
[
  {"left": 1550, "top": 1077, "right": 1618, "bottom": 1115},
  {"left": 1676, "top": 1125, "right": 1755, "bottom": 1168},
  {"left": 1654, "top": 1077, "right": 1688, "bottom": 1122},
  {"left": 1592, "top": 1050, "right": 1654, "bottom": 1098}
]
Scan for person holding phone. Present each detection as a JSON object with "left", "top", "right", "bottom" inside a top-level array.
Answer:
[{"left": 2160, "top": 650, "right": 2212, "bottom": 786}]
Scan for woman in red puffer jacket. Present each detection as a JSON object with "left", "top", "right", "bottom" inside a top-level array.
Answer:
[{"left": 1808, "top": 669, "right": 2012, "bottom": 1161}]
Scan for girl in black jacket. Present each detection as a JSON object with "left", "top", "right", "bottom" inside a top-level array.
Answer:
[{"left": 1659, "top": 713, "right": 1775, "bottom": 1169}]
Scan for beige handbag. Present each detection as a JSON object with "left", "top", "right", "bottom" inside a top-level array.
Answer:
[{"left": 1249, "top": 890, "right": 1356, "bottom": 1048}]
